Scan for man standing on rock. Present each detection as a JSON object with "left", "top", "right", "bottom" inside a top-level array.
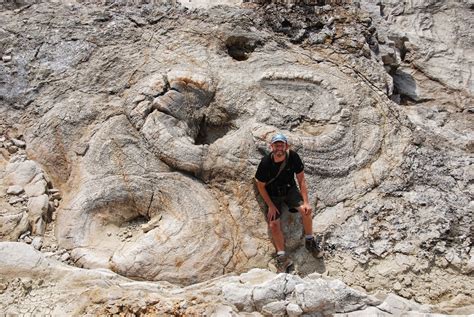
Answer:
[{"left": 255, "top": 133, "right": 323, "bottom": 273}]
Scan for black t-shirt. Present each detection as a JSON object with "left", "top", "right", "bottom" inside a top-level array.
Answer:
[{"left": 255, "top": 150, "right": 304, "bottom": 196}]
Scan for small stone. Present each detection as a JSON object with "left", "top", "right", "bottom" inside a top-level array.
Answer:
[
  {"left": 7, "top": 185, "right": 24, "bottom": 195},
  {"left": 11, "top": 138, "right": 26, "bottom": 148},
  {"left": 54, "top": 199, "right": 59, "bottom": 207},
  {"left": 48, "top": 201, "right": 55, "bottom": 214},
  {"left": 24, "top": 180, "right": 47, "bottom": 197},
  {"left": 402, "top": 276, "right": 412, "bottom": 286},
  {"left": 340, "top": 109, "right": 351, "bottom": 119},
  {"left": 9, "top": 196, "right": 24, "bottom": 204},
  {"left": 51, "top": 192, "right": 62, "bottom": 200},
  {"left": 27, "top": 194, "right": 49, "bottom": 235},
  {"left": 399, "top": 289, "right": 413, "bottom": 299},
  {"left": 262, "top": 300, "right": 287, "bottom": 316},
  {"left": 132, "top": 94, "right": 147, "bottom": 104},
  {"left": 19, "top": 231, "right": 30, "bottom": 239},
  {"left": 21, "top": 278, "right": 33, "bottom": 291},
  {"left": 2, "top": 55, "right": 12, "bottom": 62},
  {"left": 60, "top": 252, "right": 70, "bottom": 262},
  {"left": 73, "top": 143, "right": 89, "bottom": 156},
  {"left": 393, "top": 281, "right": 402, "bottom": 291},
  {"left": 32, "top": 237, "right": 43, "bottom": 250},
  {"left": 24, "top": 236, "right": 33, "bottom": 244},
  {"left": 463, "top": 255, "right": 474, "bottom": 274},
  {"left": 7, "top": 145, "right": 18, "bottom": 154},
  {"left": 286, "top": 303, "right": 303, "bottom": 317},
  {"left": 0, "top": 282, "right": 7, "bottom": 293},
  {"left": 108, "top": 306, "right": 120, "bottom": 314}
]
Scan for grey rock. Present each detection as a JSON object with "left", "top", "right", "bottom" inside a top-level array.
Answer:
[
  {"left": 286, "top": 303, "right": 303, "bottom": 317},
  {"left": 31, "top": 237, "right": 43, "bottom": 250},
  {"left": 19, "top": 231, "right": 31, "bottom": 240},
  {"left": 253, "top": 274, "right": 303, "bottom": 311},
  {"left": 60, "top": 252, "right": 70, "bottom": 262},
  {"left": 0, "top": 242, "right": 466, "bottom": 316},
  {"left": 328, "top": 279, "right": 382, "bottom": 312},
  {"left": 5, "top": 159, "right": 42, "bottom": 187},
  {"left": 7, "top": 145, "right": 18, "bottom": 154},
  {"left": 24, "top": 177, "right": 47, "bottom": 197},
  {"left": 222, "top": 283, "right": 254, "bottom": 312},
  {"left": 334, "top": 306, "right": 391, "bottom": 316},
  {"left": 11, "top": 139, "right": 25, "bottom": 148},
  {"left": 261, "top": 300, "right": 287, "bottom": 316},
  {"left": 2, "top": 55, "right": 12, "bottom": 62},
  {"left": 26, "top": 195, "right": 49, "bottom": 235},
  {"left": 378, "top": 293, "right": 431, "bottom": 315},
  {"left": 293, "top": 280, "right": 335, "bottom": 314},
  {"left": 6, "top": 185, "right": 24, "bottom": 195},
  {"left": 8, "top": 196, "right": 24, "bottom": 204}
]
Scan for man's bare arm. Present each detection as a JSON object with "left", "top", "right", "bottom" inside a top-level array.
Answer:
[
  {"left": 296, "top": 171, "right": 312, "bottom": 214},
  {"left": 296, "top": 171, "right": 309, "bottom": 203}
]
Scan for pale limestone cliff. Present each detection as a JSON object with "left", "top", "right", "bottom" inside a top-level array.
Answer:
[{"left": 0, "top": 0, "right": 472, "bottom": 315}]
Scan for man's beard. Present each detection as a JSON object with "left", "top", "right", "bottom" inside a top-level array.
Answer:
[{"left": 274, "top": 150, "right": 285, "bottom": 157}]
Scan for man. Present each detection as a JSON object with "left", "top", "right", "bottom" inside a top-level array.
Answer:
[{"left": 255, "top": 133, "right": 322, "bottom": 272}]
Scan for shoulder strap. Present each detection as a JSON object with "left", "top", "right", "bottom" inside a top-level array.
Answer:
[{"left": 266, "top": 151, "right": 288, "bottom": 186}]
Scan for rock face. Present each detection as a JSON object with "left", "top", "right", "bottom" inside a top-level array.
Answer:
[
  {"left": 0, "top": 242, "right": 456, "bottom": 316},
  {"left": 0, "top": 0, "right": 473, "bottom": 315}
]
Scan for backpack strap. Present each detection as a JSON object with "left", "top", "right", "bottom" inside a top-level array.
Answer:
[{"left": 266, "top": 151, "right": 288, "bottom": 186}]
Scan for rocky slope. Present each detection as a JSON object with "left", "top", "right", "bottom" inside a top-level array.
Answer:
[{"left": 0, "top": 0, "right": 472, "bottom": 315}]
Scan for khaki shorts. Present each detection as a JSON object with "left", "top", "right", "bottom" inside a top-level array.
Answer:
[{"left": 267, "top": 186, "right": 303, "bottom": 221}]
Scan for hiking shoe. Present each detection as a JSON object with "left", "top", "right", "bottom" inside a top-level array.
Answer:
[
  {"left": 275, "top": 254, "right": 293, "bottom": 273},
  {"left": 305, "top": 236, "right": 324, "bottom": 258}
]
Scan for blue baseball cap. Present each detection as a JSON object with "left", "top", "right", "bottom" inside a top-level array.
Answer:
[{"left": 271, "top": 133, "right": 288, "bottom": 144}]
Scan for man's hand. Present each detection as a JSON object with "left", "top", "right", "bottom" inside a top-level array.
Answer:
[
  {"left": 300, "top": 203, "right": 313, "bottom": 215},
  {"left": 267, "top": 205, "right": 280, "bottom": 222}
]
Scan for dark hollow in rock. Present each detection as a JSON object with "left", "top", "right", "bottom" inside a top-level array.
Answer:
[
  {"left": 195, "top": 115, "right": 233, "bottom": 145},
  {"left": 225, "top": 35, "right": 262, "bottom": 61}
]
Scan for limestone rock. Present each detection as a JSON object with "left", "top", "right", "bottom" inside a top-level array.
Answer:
[
  {"left": 222, "top": 283, "right": 255, "bottom": 312},
  {"left": 0, "top": 0, "right": 472, "bottom": 313},
  {"left": 31, "top": 236, "right": 43, "bottom": 250},
  {"left": 261, "top": 300, "right": 287, "bottom": 316},
  {"left": 378, "top": 293, "right": 431, "bottom": 315},
  {"left": 26, "top": 195, "right": 49, "bottom": 235},
  {"left": 5, "top": 158, "right": 42, "bottom": 187},
  {"left": 6, "top": 185, "right": 23, "bottom": 195},
  {"left": 286, "top": 303, "right": 303, "bottom": 317},
  {"left": 0, "top": 242, "right": 469, "bottom": 316},
  {"left": 293, "top": 280, "right": 335, "bottom": 314},
  {"left": 2, "top": 55, "right": 12, "bottom": 62}
]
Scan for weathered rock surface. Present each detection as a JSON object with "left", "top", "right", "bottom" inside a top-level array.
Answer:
[
  {"left": 0, "top": 0, "right": 472, "bottom": 315},
  {"left": 1, "top": 242, "right": 467, "bottom": 316}
]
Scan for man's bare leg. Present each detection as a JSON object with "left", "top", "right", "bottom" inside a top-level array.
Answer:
[
  {"left": 269, "top": 219, "right": 293, "bottom": 272},
  {"left": 298, "top": 206, "right": 313, "bottom": 235},
  {"left": 298, "top": 206, "right": 323, "bottom": 257},
  {"left": 269, "top": 220, "right": 285, "bottom": 252}
]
